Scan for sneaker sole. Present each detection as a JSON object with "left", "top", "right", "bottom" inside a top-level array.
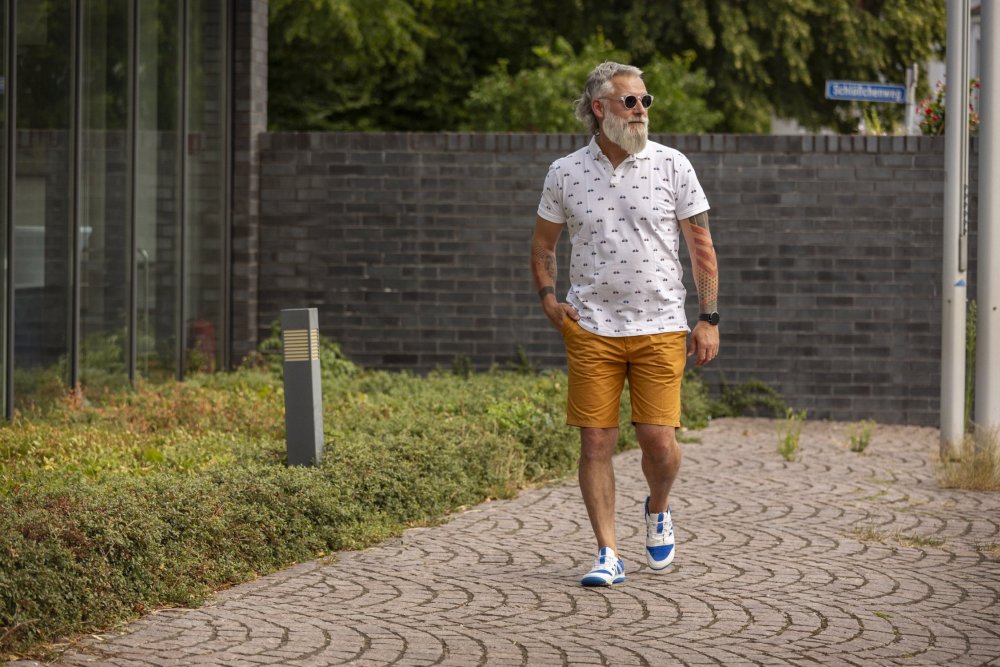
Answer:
[{"left": 581, "top": 575, "right": 626, "bottom": 587}]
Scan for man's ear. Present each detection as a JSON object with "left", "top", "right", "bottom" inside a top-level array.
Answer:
[{"left": 591, "top": 98, "right": 605, "bottom": 122}]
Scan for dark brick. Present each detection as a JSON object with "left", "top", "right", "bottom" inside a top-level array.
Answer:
[{"left": 250, "top": 132, "right": 970, "bottom": 427}]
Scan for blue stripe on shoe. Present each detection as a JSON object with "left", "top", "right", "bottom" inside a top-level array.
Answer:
[
  {"left": 647, "top": 544, "right": 673, "bottom": 559},
  {"left": 581, "top": 548, "right": 626, "bottom": 586}
]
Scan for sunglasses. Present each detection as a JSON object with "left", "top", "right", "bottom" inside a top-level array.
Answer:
[{"left": 609, "top": 94, "right": 654, "bottom": 109}]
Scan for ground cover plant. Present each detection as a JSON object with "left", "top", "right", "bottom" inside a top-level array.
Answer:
[
  {"left": 848, "top": 420, "right": 876, "bottom": 453},
  {"left": 777, "top": 408, "right": 807, "bottom": 462},
  {"left": 938, "top": 426, "right": 1000, "bottom": 492},
  {"left": 0, "top": 337, "right": 716, "bottom": 660}
]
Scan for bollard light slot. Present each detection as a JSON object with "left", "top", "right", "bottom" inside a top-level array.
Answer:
[{"left": 283, "top": 328, "right": 319, "bottom": 362}]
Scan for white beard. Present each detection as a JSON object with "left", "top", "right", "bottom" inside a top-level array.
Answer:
[{"left": 601, "top": 111, "right": 648, "bottom": 155}]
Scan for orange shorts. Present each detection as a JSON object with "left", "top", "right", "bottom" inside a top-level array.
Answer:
[{"left": 561, "top": 318, "right": 686, "bottom": 428}]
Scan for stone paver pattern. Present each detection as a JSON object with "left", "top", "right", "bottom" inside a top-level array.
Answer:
[{"left": 13, "top": 418, "right": 1000, "bottom": 666}]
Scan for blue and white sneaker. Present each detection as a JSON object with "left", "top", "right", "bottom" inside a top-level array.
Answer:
[
  {"left": 580, "top": 546, "right": 626, "bottom": 587},
  {"left": 645, "top": 497, "right": 675, "bottom": 571}
]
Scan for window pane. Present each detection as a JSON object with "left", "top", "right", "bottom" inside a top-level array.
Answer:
[
  {"left": 185, "top": 0, "right": 226, "bottom": 374},
  {"left": 135, "top": 0, "right": 180, "bottom": 380},
  {"left": 13, "top": 0, "right": 72, "bottom": 409},
  {"left": 79, "top": 0, "right": 130, "bottom": 391},
  {"left": 0, "top": 3, "right": 7, "bottom": 413}
]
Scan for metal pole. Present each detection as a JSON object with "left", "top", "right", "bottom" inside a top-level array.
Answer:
[
  {"left": 4, "top": 0, "right": 17, "bottom": 419},
  {"left": 941, "top": 0, "right": 971, "bottom": 459},
  {"left": 976, "top": 0, "right": 999, "bottom": 442},
  {"left": 906, "top": 63, "right": 919, "bottom": 135}
]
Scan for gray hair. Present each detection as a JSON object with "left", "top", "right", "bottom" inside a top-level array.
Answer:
[{"left": 574, "top": 61, "right": 643, "bottom": 135}]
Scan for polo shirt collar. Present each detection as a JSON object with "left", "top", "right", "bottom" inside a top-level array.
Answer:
[{"left": 587, "top": 136, "right": 653, "bottom": 164}]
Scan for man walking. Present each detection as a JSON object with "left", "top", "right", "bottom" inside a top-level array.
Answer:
[{"left": 530, "top": 62, "right": 720, "bottom": 586}]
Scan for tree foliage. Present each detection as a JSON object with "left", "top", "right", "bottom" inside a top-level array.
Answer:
[
  {"left": 268, "top": 0, "right": 946, "bottom": 133},
  {"left": 268, "top": 0, "right": 431, "bottom": 131},
  {"left": 597, "top": 0, "right": 946, "bottom": 132},
  {"left": 464, "top": 34, "right": 723, "bottom": 133}
]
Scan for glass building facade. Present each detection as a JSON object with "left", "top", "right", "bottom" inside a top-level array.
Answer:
[{"left": 1, "top": 0, "right": 232, "bottom": 416}]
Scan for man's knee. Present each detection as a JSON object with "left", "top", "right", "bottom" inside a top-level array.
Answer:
[
  {"left": 635, "top": 423, "right": 678, "bottom": 448},
  {"left": 580, "top": 427, "right": 617, "bottom": 463}
]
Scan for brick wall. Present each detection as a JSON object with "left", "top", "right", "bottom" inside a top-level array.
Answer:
[{"left": 255, "top": 132, "right": 977, "bottom": 426}]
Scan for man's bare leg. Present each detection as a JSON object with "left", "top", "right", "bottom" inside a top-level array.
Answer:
[
  {"left": 636, "top": 423, "right": 682, "bottom": 513},
  {"left": 579, "top": 426, "right": 619, "bottom": 551}
]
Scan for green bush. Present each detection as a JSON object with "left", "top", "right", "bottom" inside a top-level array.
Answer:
[
  {"left": 0, "top": 357, "right": 590, "bottom": 658},
  {"left": 710, "top": 376, "right": 787, "bottom": 418},
  {"left": 1, "top": 330, "right": 726, "bottom": 658}
]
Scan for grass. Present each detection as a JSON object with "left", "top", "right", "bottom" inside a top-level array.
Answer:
[
  {"left": 847, "top": 419, "right": 876, "bottom": 453},
  {"left": 853, "top": 524, "right": 946, "bottom": 549},
  {"left": 938, "top": 426, "right": 1000, "bottom": 492},
  {"left": 777, "top": 408, "right": 807, "bottom": 462},
  {"left": 976, "top": 543, "right": 1000, "bottom": 562}
]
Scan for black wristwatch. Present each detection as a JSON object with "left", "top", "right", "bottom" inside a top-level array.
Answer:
[{"left": 698, "top": 312, "right": 720, "bottom": 326}]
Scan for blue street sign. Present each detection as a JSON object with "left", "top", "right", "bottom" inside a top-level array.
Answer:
[{"left": 825, "top": 80, "right": 906, "bottom": 103}]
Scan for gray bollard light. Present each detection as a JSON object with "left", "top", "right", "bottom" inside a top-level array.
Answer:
[{"left": 280, "top": 308, "right": 324, "bottom": 466}]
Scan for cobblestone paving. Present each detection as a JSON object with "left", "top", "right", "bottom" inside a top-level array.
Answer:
[{"left": 15, "top": 418, "right": 1000, "bottom": 666}]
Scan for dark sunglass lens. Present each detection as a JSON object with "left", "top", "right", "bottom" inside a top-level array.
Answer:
[
  {"left": 622, "top": 95, "right": 638, "bottom": 109},
  {"left": 641, "top": 95, "right": 653, "bottom": 108}
]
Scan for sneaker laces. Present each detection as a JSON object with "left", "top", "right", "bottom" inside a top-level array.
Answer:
[
  {"left": 646, "top": 511, "right": 672, "bottom": 542},
  {"left": 592, "top": 550, "right": 618, "bottom": 573}
]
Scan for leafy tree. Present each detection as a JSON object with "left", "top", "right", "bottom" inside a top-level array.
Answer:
[
  {"left": 268, "top": 0, "right": 431, "bottom": 131},
  {"left": 268, "top": 0, "right": 945, "bottom": 133},
  {"left": 464, "top": 33, "right": 723, "bottom": 133},
  {"left": 598, "top": 0, "right": 946, "bottom": 132},
  {"left": 268, "top": 0, "right": 576, "bottom": 130}
]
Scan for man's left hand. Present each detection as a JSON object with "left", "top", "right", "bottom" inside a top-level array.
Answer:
[{"left": 688, "top": 321, "right": 720, "bottom": 367}]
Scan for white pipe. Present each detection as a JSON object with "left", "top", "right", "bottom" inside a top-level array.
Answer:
[
  {"left": 976, "top": 0, "right": 999, "bottom": 441},
  {"left": 906, "top": 64, "right": 919, "bottom": 135},
  {"left": 941, "top": 0, "right": 971, "bottom": 459}
]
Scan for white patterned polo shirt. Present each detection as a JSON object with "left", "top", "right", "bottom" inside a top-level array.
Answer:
[{"left": 537, "top": 137, "right": 710, "bottom": 337}]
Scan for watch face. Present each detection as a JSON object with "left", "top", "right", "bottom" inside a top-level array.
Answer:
[{"left": 701, "top": 312, "right": 720, "bottom": 325}]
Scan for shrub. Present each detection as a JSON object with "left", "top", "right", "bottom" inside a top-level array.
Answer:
[
  {"left": 2, "top": 329, "right": 727, "bottom": 658},
  {"left": 0, "top": 361, "right": 588, "bottom": 658},
  {"left": 711, "top": 376, "right": 787, "bottom": 418},
  {"left": 680, "top": 370, "right": 713, "bottom": 430},
  {"left": 917, "top": 79, "right": 980, "bottom": 136}
]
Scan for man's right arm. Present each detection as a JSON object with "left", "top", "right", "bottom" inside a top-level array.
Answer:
[{"left": 531, "top": 215, "right": 578, "bottom": 329}]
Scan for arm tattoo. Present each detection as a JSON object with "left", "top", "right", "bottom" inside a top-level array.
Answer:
[
  {"left": 531, "top": 239, "right": 557, "bottom": 290},
  {"left": 689, "top": 211, "right": 710, "bottom": 230},
  {"left": 687, "top": 213, "right": 718, "bottom": 313}
]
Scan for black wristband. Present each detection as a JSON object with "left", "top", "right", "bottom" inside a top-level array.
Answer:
[{"left": 538, "top": 286, "right": 555, "bottom": 300}]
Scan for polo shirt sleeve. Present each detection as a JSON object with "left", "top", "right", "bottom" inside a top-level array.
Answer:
[
  {"left": 673, "top": 153, "right": 710, "bottom": 221},
  {"left": 537, "top": 162, "right": 567, "bottom": 224}
]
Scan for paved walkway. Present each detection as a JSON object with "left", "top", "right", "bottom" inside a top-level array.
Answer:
[{"left": 13, "top": 418, "right": 1000, "bottom": 666}]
